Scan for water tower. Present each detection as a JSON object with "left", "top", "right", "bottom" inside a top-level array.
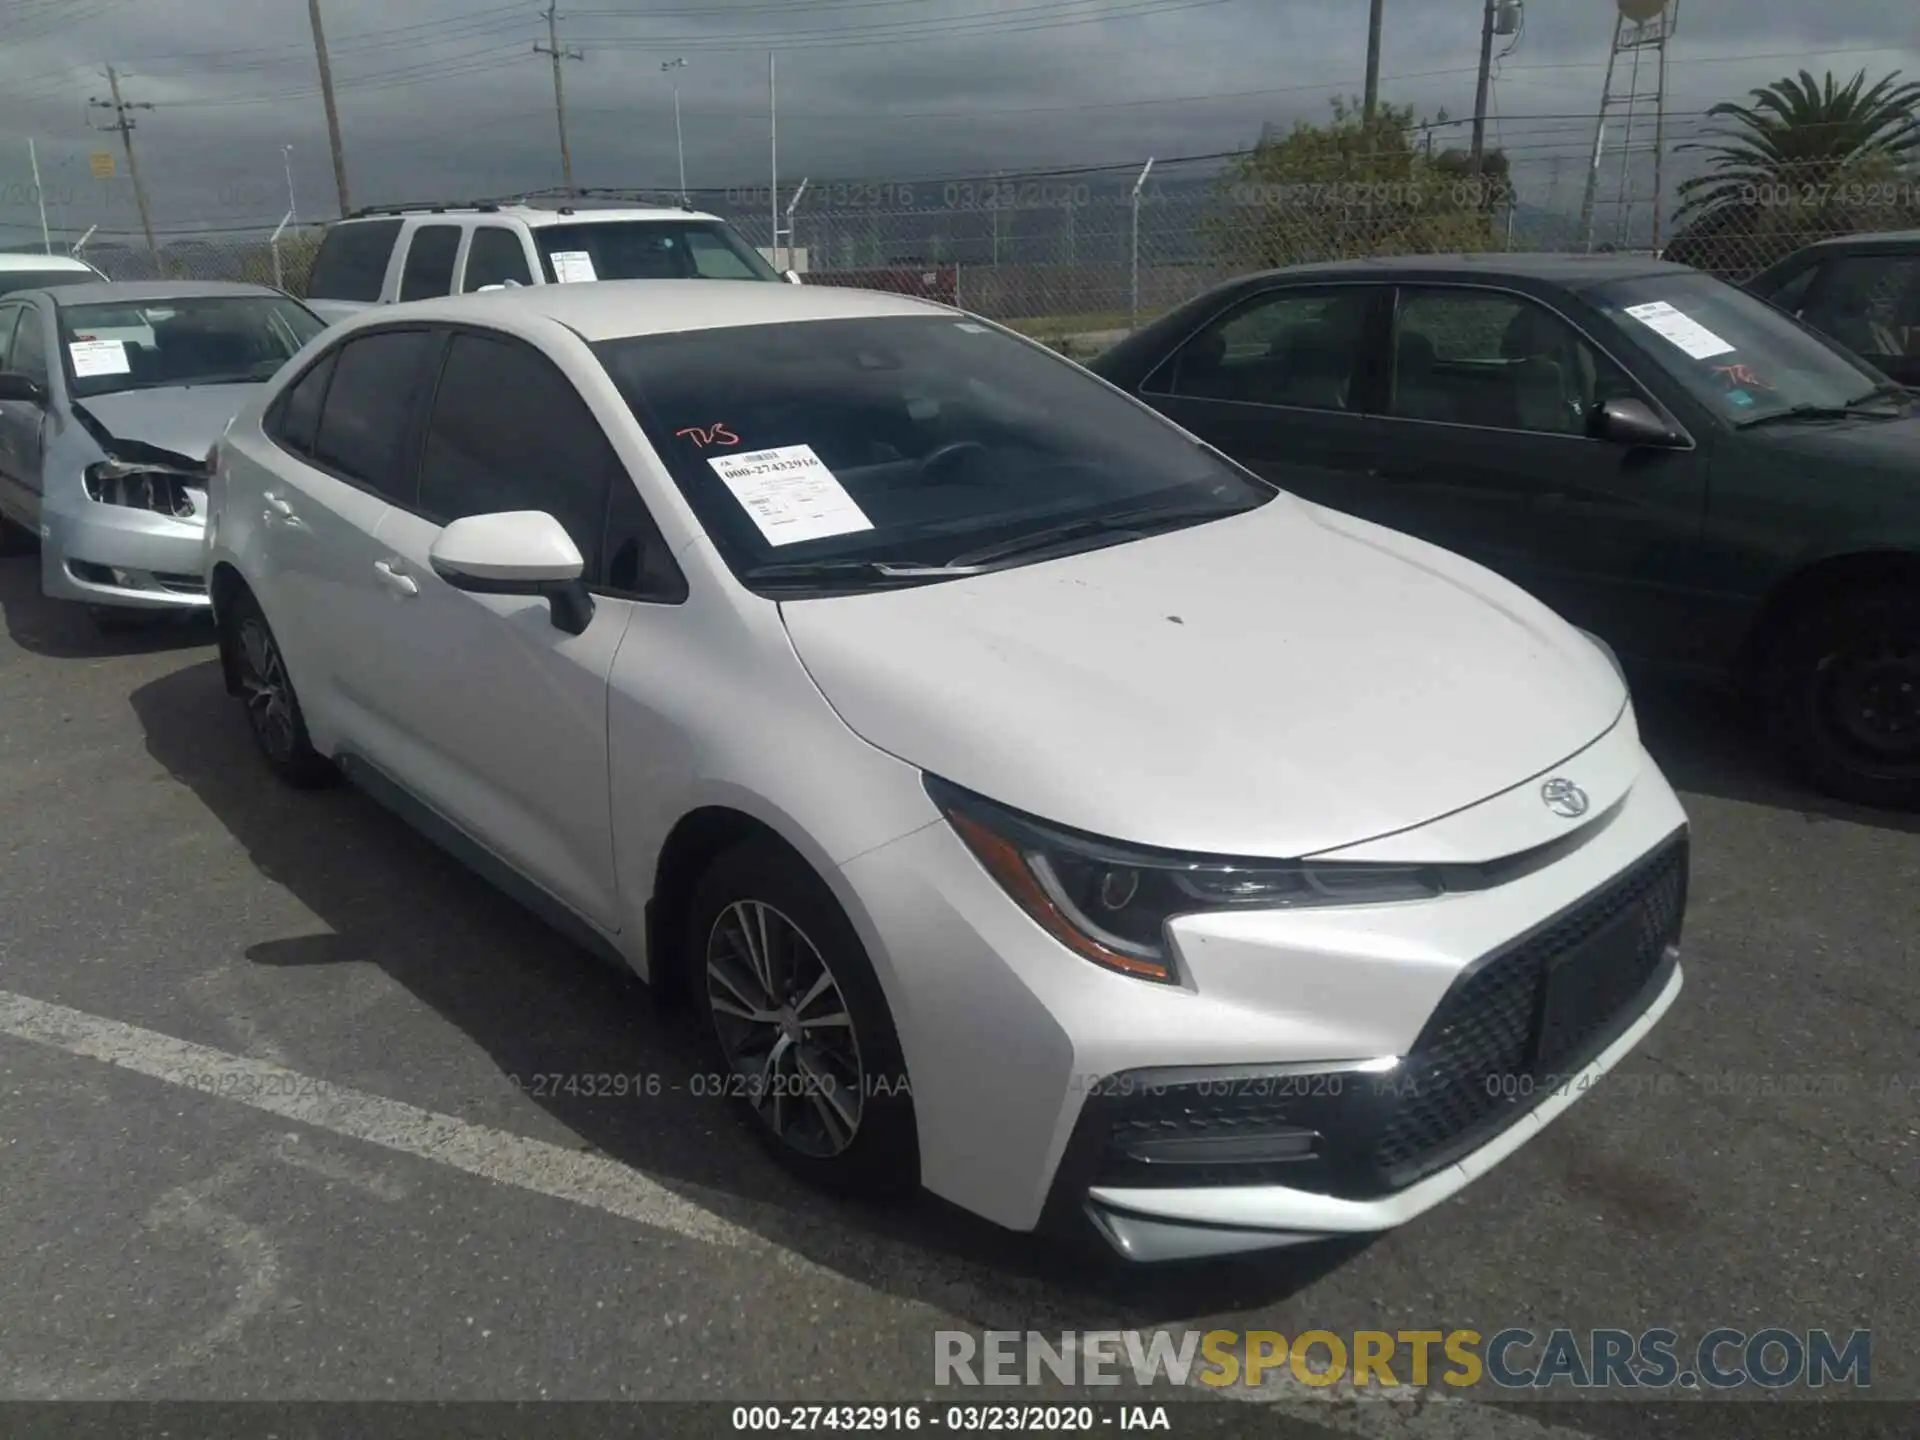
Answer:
[{"left": 1577, "top": 0, "right": 1681, "bottom": 252}]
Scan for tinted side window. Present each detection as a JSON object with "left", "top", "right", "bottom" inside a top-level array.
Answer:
[
  {"left": 417, "top": 332, "right": 615, "bottom": 578},
  {"left": 11, "top": 308, "right": 49, "bottom": 385},
  {"left": 1149, "top": 289, "right": 1373, "bottom": 411},
  {"left": 307, "top": 220, "right": 402, "bottom": 301},
  {"left": 1761, "top": 263, "right": 1819, "bottom": 315},
  {"left": 311, "top": 329, "right": 438, "bottom": 501},
  {"left": 1390, "top": 288, "right": 1635, "bottom": 436},
  {"left": 462, "top": 228, "right": 534, "bottom": 291},
  {"left": 268, "top": 348, "right": 339, "bottom": 456},
  {"left": 0, "top": 306, "right": 20, "bottom": 370},
  {"left": 399, "top": 224, "right": 462, "bottom": 301},
  {"left": 1800, "top": 255, "right": 1920, "bottom": 360}
]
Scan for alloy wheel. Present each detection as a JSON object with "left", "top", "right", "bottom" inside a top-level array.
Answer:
[
  {"left": 236, "top": 616, "right": 296, "bottom": 763},
  {"left": 704, "top": 899, "right": 866, "bottom": 1158}
]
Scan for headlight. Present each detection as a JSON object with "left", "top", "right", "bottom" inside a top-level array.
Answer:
[
  {"left": 925, "top": 776, "right": 1445, "bottom": 985},
  {"left": 84, "top": 460, "right": 196, "bottom": 518}
]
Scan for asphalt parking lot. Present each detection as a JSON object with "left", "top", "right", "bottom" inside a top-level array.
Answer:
[{"left": 1, "top": 550, "right": 1916, "bottom": 1439}]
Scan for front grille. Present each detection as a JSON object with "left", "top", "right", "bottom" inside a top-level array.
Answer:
[
  {"left": 1061, "top": 831, "right": 1689, "bottom": 1207},
  {"left": 1370, "top": 833, "right": 1687, "bottom": 1184}
]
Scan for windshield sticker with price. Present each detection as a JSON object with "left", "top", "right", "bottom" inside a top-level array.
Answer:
[{"left": 708, "top": 443, "right": 873, "bottom": 547}]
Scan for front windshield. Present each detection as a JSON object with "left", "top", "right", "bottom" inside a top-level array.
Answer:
[
  {"left": 1585, "top": 272, "right": 1892, "bottom": 425},
  {"left": 532, "top": 220, "right": 781, "bottom": 283},
  {"left": 592, "top": 315, "right": 1273, "bottom": 591},
  {"left": 0, "top": 270, "right": 95, "bottom": 298},
  {"left": 57, "top": 295, "right": 325, "bottom": 398}
]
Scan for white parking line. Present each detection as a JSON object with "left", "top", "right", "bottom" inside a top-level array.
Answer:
[
  {"left": 0, "top": 986, "right": 1597, "bottom": 1438},
  {"left": 0, "top": 986, "right": 755, "bottom": 1252}
]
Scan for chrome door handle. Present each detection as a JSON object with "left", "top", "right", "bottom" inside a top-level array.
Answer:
[
  {"left": 373, "top": 559, "right": 418, "bottom": 597},
  {"left": 264, "top": 493, "right": 295, "bottom": 519}
]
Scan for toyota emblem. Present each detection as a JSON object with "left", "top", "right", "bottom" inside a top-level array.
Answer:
[{"left": 1540, "top": 778, "right": 1590, "bottom": 818}]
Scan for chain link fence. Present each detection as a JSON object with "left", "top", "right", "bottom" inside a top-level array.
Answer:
[{"left": 39, "top": 151, "right": 1918, "bottom": 353}]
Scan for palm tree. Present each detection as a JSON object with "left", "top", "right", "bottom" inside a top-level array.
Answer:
[{"left": 1666, "top": 69, "right": 1920, "bottom": 275}]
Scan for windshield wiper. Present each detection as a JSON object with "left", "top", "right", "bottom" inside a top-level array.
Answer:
[
  {"left": 1737, "top": 385, "right": 1911, "bottom": 428},
  {"left": 741, "top": 558, "right": 988, "bottom": 588},
  {"left": 946, "top": 500, "right": 1249, "bottom": 569}
]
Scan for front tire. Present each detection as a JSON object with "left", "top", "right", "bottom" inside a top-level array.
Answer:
[
  {"left": 686, "top": 837, "right": 918, "bottom": 1198},
  {"left": 221, "top": 588, "right": 336, "bottom": 789},
  {"left": 1763, "top": 584, "right": 1920, "bottom": 810}
]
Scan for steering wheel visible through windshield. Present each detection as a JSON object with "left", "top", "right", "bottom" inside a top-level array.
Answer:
[
  {"left": 57, "top": 295, "right": 326, "bottom": 398},
  {"left": 1585, "top": 272, "right": 1901, "bottom": 425},
  {"left": 591, "top": 314, "right": 1275, "bottom": 592}
]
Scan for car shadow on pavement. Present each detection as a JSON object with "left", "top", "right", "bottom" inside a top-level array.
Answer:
[
  {"left": 1627, "top": 671, "right": 1920, "bottom": 835},
  {"left": 0, "top": 553, "right": 215, "bottom": 659},
  {"left": 127, "top": 655, "right": 1363, "bottom": 1327}
]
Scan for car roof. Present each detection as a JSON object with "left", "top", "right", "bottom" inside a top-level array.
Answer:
[
  {"left": 46, "top": 279, "right": 291, "bottom": 305},
  {"left": 362, "top": 278, "right": 955, "bottom": 342},
  {"left": 1220, "top": 251, "right": 1691, "bottom": 290},
  {"left": 337, "top": 203, "right": 723, "bottom": 228},
  {"left": 1792, "top": 228, "right": 1920, "bottom": 252},
  {"left": 0, "top": 252, "right": 96, "bottom": 272}
]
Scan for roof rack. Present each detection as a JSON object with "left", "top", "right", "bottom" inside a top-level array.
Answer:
[{"left": 344, "top": 200, "right": 502, "bottom": 219}]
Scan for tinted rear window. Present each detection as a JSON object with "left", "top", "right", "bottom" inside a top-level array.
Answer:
[{"left": 307, "top": 219, "right": 403, "bottom": 302}]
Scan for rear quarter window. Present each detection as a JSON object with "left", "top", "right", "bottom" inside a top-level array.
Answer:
[{"left": 307, "top": 219, "right": 403, "bottom": 302}]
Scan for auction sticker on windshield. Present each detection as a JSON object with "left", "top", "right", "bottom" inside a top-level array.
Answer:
[
  {"left": 551, "top": 250, "right": 598, "bottom": 283},
  {"left": 709, "top": 443, "right": 874, "bottom": 547},
  {"left": 1623, "top": 300, "right": 1735, "bottom": 360},
  {"left": 68, "top": 339, "right": 130, "bottom": 377}
]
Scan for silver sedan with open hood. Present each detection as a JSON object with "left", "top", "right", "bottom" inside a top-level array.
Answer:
[{"left": 0, "top": 279, "right": 325, "bottom": 626}]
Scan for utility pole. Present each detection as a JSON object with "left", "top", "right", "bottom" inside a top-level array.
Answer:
[
  {"left": 1469, "top": 0, "right": 1496, "bottom": 172},
  {"left": 662, "top": 57, "right": 688, "bottom": 204},
  {"left": 1362, "top": 0, "right": 1385, "bottom": 123},
  {"left": 89, "top": 67, "right": 159, "bottom": 272},
  {"left": 535, "top": 4, "right": 584, "bottom": 192},
  {"left": 307, "top": 0, "right": 350, "bottom": 216}
]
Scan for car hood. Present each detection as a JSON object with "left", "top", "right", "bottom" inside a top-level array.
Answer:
[
  {"left": 779, "top": 495, "right": 1627, "bottom": 859},
  {"left": 1745, "top": 410, "right": 1920, "bottom": 472},
  {"left": 75, "top": 384, "right": 264, "bottom": 465}
]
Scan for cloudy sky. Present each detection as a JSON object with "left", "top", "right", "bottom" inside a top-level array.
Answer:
[{"left": 0, "top": 0, "right": 1912, "bottom": 238}]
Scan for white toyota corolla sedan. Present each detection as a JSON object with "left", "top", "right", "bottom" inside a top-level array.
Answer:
[{"left": 202, "top": 279, "right": 1689, "bottom": 1262}]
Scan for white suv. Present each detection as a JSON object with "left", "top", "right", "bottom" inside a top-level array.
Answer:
[{"left": 302, "top": 201, "right": 791, "bottom": 324}]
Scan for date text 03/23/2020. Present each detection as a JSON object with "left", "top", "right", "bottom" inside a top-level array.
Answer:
[{"left": 731, "top": 1405, "right": 1173, "bottom": 1432}]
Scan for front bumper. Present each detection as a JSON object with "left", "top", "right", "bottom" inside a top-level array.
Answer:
[
  {"left": 838, "top": 736, "right": 1690, "bottom": 1258},
  {"left": 42, "top": 495, "right": 210, "bottom": 611}
]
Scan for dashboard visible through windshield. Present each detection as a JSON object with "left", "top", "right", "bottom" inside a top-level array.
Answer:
[
  {"left": 57, "top": 295, "right": 326, "bottom": 398},
  {"left": 1585, "top": 272, "right": 1901, "bottom": 426},
  {"left": 592, "top": 314, "right": 1274, "bottom": 594}
]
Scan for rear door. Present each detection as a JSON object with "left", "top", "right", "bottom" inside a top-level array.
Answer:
[
  {"left": 395, "top": 222, "right": 463, "bottom": 302},
  {"left": 1131, "top": 283, "right": 1394, "bottom": 507},
  {"left": 254, "top": 325, "right": 443, "bottom": 751}
]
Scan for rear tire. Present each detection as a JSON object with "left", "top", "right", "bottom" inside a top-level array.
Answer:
[
  {"left": 685, "top": 837, "right": 918, "bottom": 1199},
  {"left": 221, "top": 588, "right": 336, "bottom": 789},
  {"left": 1761, "top": 584, "right": 1920, "bottom": 810}
]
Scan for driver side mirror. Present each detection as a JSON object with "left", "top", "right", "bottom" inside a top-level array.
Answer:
[
  {"left": 428, "top": 510, "right": 596, "bottom": 635},
  {"left": 0, "top": 372, "right": 47, "bottom": 405},
  {"left": 1591, "top": 396, "right": 1683, "bottom": 448}
]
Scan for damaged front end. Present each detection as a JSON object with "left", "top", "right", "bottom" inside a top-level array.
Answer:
[{"left": 73, "top": 406, "right": 210, "bottom": 522}]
